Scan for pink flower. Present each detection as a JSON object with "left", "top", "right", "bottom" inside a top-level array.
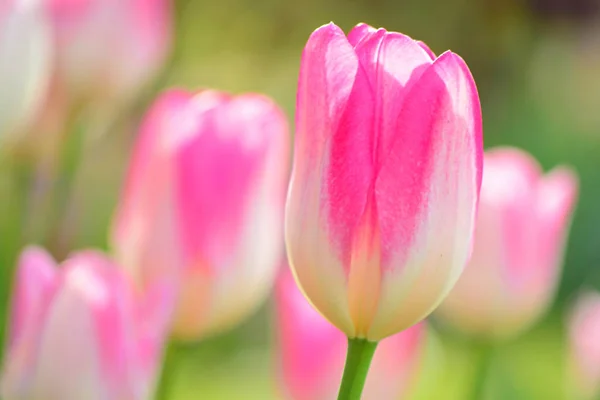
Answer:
[
  {"left": 1, "top": 247, "right": 174, "bottom": 400},
  {"left": 285, "top": 22, "right": 483, "bottom": 341},
  {"left": 436, "top": 147, "right": 578, "bottom": 339},
  {"left": 0, "top": 0, "right": 51, "bottom": 140},
  {"left": 275, "top": 270, "right": 425, "bottom": 400},
  {"left": 112, "top": 89, "right": 290, "bottom": 340},
  {"left": 45, "top": 0, "right": 171, "bottom": 104},
  {"left": 568, "top": 291, "right": 600, "bottom": 399}
]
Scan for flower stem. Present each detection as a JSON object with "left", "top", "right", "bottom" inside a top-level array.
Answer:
[
  {"left": 155, "top": 341, "right": 181, "bottom": 400},
  {"left": 470, "top": 342, "right": 493, "bottom": 400},
  {"left": 337, "top": 338, "right": 379, "bottom": 400}
]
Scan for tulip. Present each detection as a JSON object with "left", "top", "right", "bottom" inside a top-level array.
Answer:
[
  {"left": 45, "top": 0, "right": 171, "bottom": 105},
  {"left": 435, "top": 147, "right": 578, "bottom": 339},
  {"left": 111, "top": 89, "right": 290, "bottom": 340},
  {"left": 0, "top": 247, "right": 174, "bottom": 400},
  {"left": 568, "top": 291, "right": 600, "bottom": 399},
  {"left": 275, "top": 270, "right": 425, "bottom": 400},
  {"left": 0, "top": 0, "right": 51, "bottom": 141},
  {"left": 285, "top": 22, "right": 483, "bottom": 342}
]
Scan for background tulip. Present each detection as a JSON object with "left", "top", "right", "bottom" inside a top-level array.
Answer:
[
  {"left": 567, "top": 291, "right": 600, "bottom": 400},
  {"left": 0, "top": 0, "right": 51, "bottom": 141},
  {"left": 0, "top": 247, "right": 174, "bottom": 400},
  {"left": 285, "top": 22, "right": 483, "bottom": 341},
  {"left": 435, "top": 147, "right": 578, "bottom": 339},
  {"left": 45, "top": 0, "right": 171, "bottom": 106},
  {"left": 275, "top": 270, "right": 425, "bottom": 400},
  {"left": 112, "top": 89, "right": 290, "bottom": 340}
]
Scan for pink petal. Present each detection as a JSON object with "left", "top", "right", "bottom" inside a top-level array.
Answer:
[
  {"left": 276, "top": 270, "right": 345, "bottom": 400},
  {"left": 28, "top": 265, "right": 107, "bottom": 399},
  {"left": 536, "top": 166, "right": 578, "bottom": 287},
  {"left": 375, "top": 50, "right": 482, "bottom": 271},
  {"left": 368, "top": 51, "right": 482, "bottom": 340},
  {"left": 286, "top": 22, "right": 369, "bottom": 335},
  {"left": 60, "top": 251, "right": 138, "bottom": 399},
  {"left": 8, "top": 247, "right": 57, "bottom": 350},
  {"left": 135, "top": 278, "right": 176, "bottom": 393},
  {"left": 347, "top": 22, "right": 377, "bottom": 47},
  {"left": 353, "top": 29, "right": 433, "bottom": 167},
  {"left": 416, "top": 40, "right": 436, "bottom": 59},
  {"left": 111, "top": 89, "right": 191, "bottom": 286},
  {"left": 481, "top": 149, "right": 544, "bottom": 291},
  {"left": 175, "top": 93, "right": 282, "bottom": 271}
]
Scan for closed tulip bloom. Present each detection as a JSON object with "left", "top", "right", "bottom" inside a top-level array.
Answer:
[
  {"left": 0, "top": 0, "right": 51, "bottom": 140},
  {"left": 1, "top": 247, "right": 174, "bottom": 400},
  {"left": 285, "top": 22, "right": 483, "bottom": 341},
  {"left": 275, "top": 270, "right": 425, "bottom": 400},
  {"left": 112, "top": 89, "right": 289, "bottom": 340},
  {"left": 435, "top": 147, "right": 578, "bottom": 339},
  {"left": 568, "top": 291, "right": 600, "bottom": 399},
  {"left": 46, "top": 0, "right": 171, "bottom": 104}
]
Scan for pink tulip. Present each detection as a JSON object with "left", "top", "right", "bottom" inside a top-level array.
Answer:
[
  {"left": 45, "top": 0, "right": 171, "bottom": 104},
  {"left": 275, "top": 270, "right": 425, "bottom": 400},
  {"left": 436, "top": 147, "right": 578, "bottom": 339},
  {"left": 112, "top": 89, "right": 290, "bottom": 340},
  {"left": 0, "top": 0, "right": 51, "bottom": 140},
  {"left": 285, "top": 22, "right": 483, "bottom": 341},
  {"left": 568, "top": 291, "right": 600, "bottom": 399},
  {"left": 0, "top": 247, "right": 174, "bottom": 400}
]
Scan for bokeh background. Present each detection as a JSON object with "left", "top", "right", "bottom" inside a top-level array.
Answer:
[{"left": 2, "top": 0, "right": 600, "bottom": 398}]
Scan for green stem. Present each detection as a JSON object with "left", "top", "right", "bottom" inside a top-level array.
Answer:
[
  {"left": 44, "top": 113, "right": 86, "bottom": 257},
  {"left": 470, "top": 342, "right": 493, "bottom": 400},
  {"left": 337, "top": 338, "right": 379, "bottom": 400},
  {"left": 0, "top": 157, "right": 34, "bottom": 360},
  {"left": 155, "top": 341, "right": 181, "bottom": 400}
]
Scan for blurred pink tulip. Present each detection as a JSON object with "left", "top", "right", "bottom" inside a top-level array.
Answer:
[
  {"left": 45, "top": 0, "right": 171, "bottom": 104},
  {"left": 1, "top": 247, "right": 174, "bottom": 400},
  {"left": 568, "top": 291, "right": 600, "bottom": 399},
  {"left": 436, "top": 147, "right": 578, "bottom": 339},
  {"left": 275, "top": 270, "right": 425, "bottom": 400},
  {"left": 285, "top": 22, "right": 483, "bottom": 341},
  {"left": 0, "top": 0, "right": 51, "bottom": 140},
  {"left": 112, "top": 89, "right": 290, "bottom": 340}
]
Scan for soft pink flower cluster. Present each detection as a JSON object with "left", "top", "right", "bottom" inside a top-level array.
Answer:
[{"left": 0, "top": 11, "right": 586, "bottom": 400}]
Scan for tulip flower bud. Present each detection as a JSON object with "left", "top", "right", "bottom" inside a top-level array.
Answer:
[
  {"left": 568, "top": 291, "right": 600, "bottom": 400},
  {"left": 112, "top": 89, "right": 290, "bottom": 340},
  {"left": 436, "top": 147, "right": 578, "bottom": 339},
  {"left": 0, "top": 0, "right": 51, "bottom": 141},
  {"left": 46, "top": 0, "right": 171, "bottom": 105},
  {"left": 285, "top": 22, "right": 483, "bottom": 341},
  {"left": 1, "top": 247, "right": 174, "bottom": 400},
  {"left": 275, "top": 270, "right": 425, "bottom": 400}
]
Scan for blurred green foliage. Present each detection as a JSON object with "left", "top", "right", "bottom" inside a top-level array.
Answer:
[{"left": 2, "top": 0, "right": 600, "bottom": 398}]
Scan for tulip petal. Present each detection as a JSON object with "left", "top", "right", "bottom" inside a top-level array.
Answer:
[
  {"left": 8, "top": 247, "right": 57, "bottom": 350},
  {"left": 60, "top": 252, "right": 137, "bottom": 399},
  {"left": 111, "top": 89, "right": 190, "bottom": 288},
  {"left": 536, "top": 166, "right": 578, "bottom": 289},
  {"left": 276, "top": 270, "right": 346, "bottom": 400},
  {"left": 136, "top": 278, "right": 176, "bottom": 395},
  {"left": 368, "top": 51, "right": 483, "bottom": 340},
  {"left": 0, "top": 0, "right": 51, "bottom": 138},
  {"left": 175, "top": 93, "right": 288, "bottom": 337},
  {"left": 29, "top": 259, "right": 108, "bottom": 400},
  {"left": 354, "top": 29, "right": 433, "bottom": 167},
  {"left": 481, "top": 149, "right": 543, "bottom": 293},
  {"left": 417, "top": 41, "right": 436, "bottom": 60},
  {"left": 286, "top": 22, "right": 370, "bottom": 336},
  {"left": 347, "top": 23, "right": 377, "bottom": 47},
  {"left": 176, "top": 93, "right": 274, "bottom": 270},
  {"left": 1, "top": 248, "right": 58, "bottom": 399}
]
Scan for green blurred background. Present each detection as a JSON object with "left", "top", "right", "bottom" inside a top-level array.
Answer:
[{"left": 2, "top": 0, "right": 600, "bottom": 398}]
